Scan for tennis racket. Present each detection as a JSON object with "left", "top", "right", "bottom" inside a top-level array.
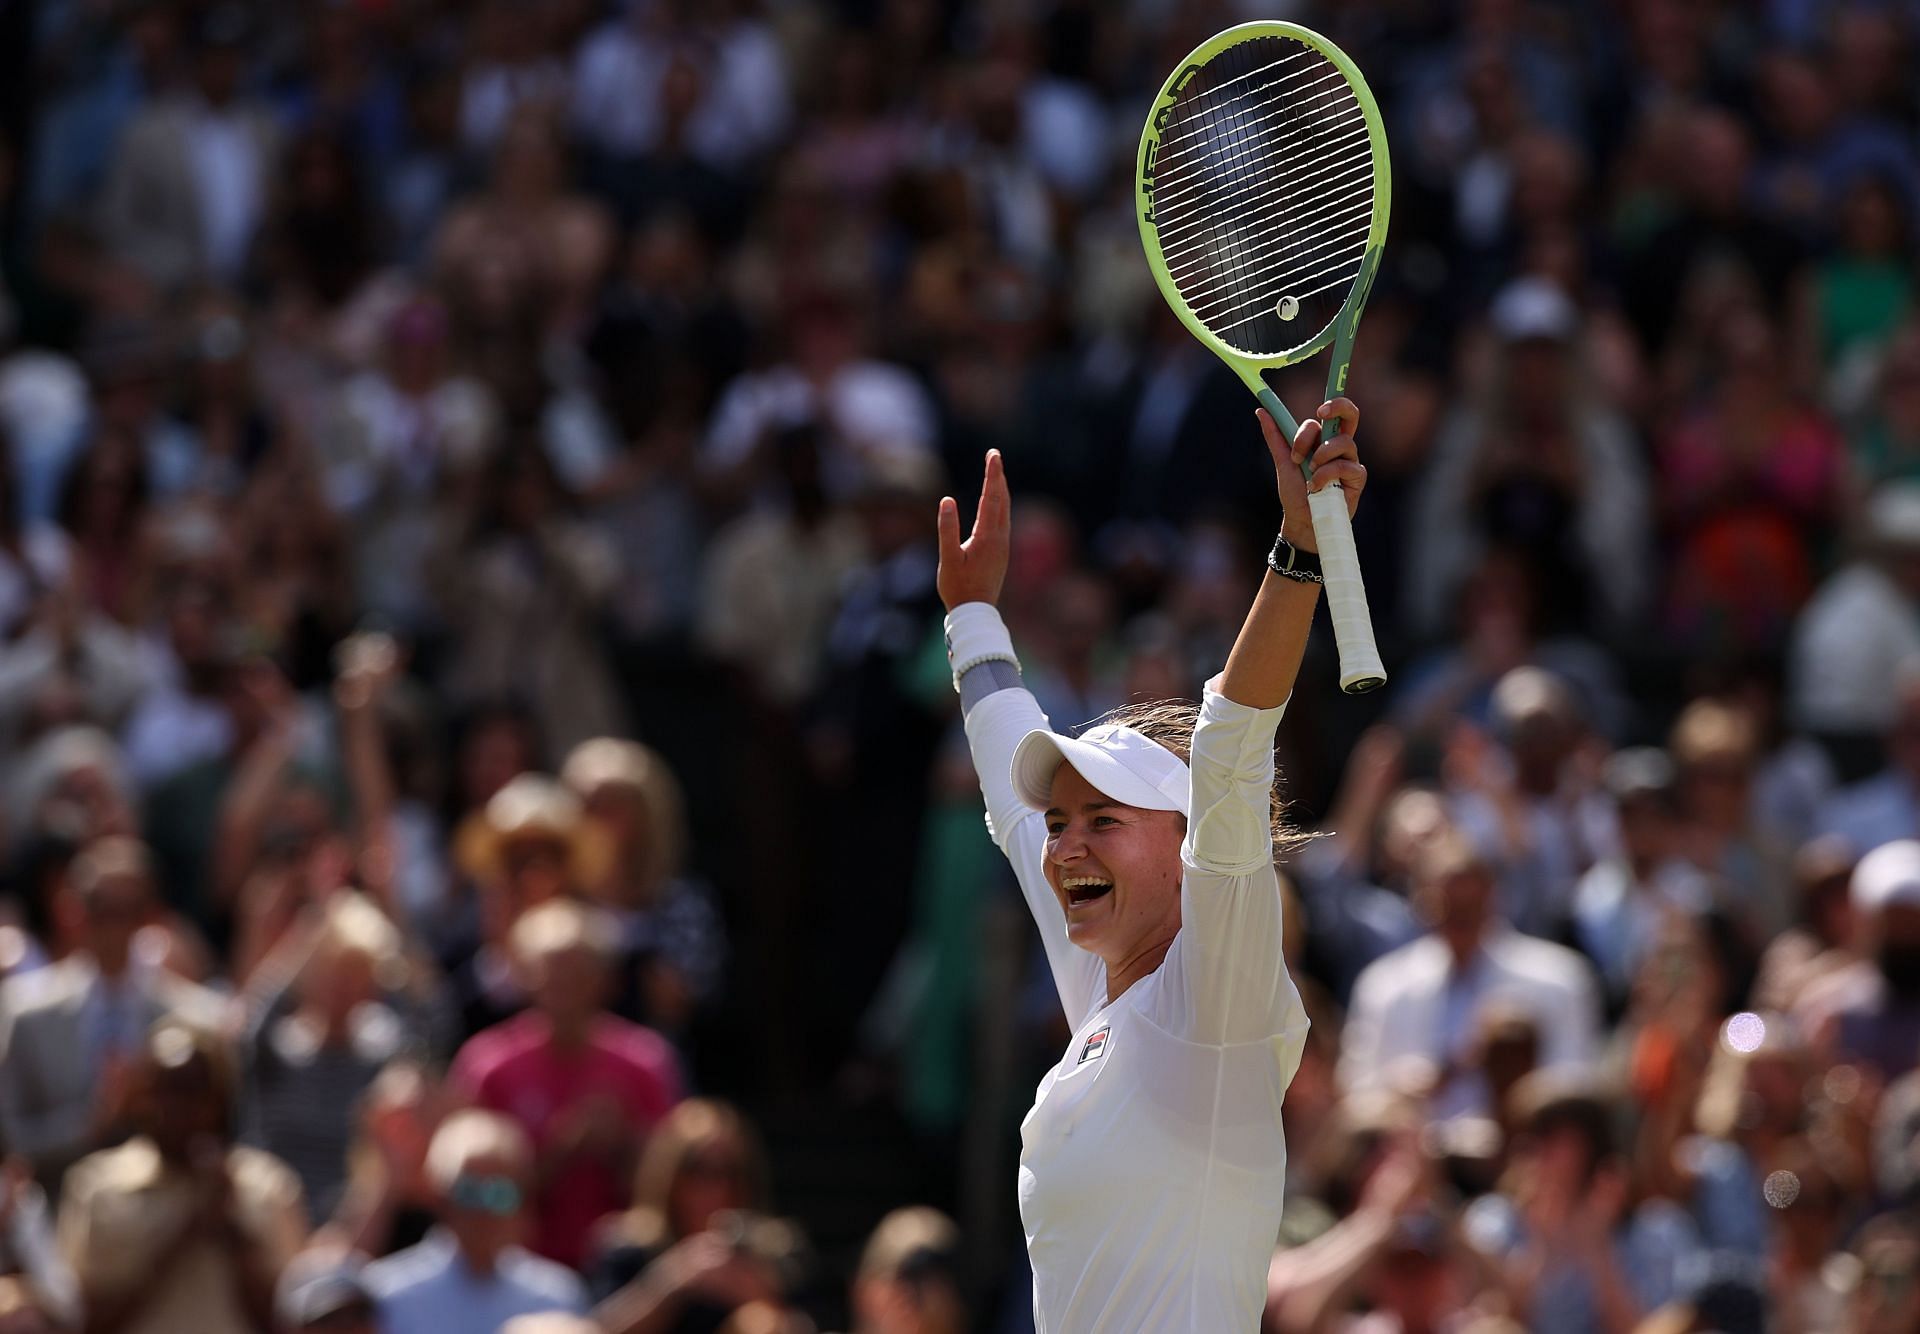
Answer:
[{"left": 1137, "top": 21, "right": 1390, "bottom": 693}]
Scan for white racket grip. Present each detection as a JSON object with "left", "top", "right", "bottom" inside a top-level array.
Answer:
[{"left": 1306, "top": 483, "right": 1387, "bottom": 693}]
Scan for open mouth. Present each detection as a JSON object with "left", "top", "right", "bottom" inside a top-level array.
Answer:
[{"left": 1062, "top": 877, "right": 1113, "bottom": 908}]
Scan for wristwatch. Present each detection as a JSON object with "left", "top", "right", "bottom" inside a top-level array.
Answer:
[{"left": 1267, "top": 533, "right": 1323, "bottom": 584}]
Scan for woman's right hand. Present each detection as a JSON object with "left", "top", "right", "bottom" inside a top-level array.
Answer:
[
  {"left": 936, "top": 449, "right": 1011, "bottom": 612},
  {"left": 654, "top": 1231, "right": 778, "bottom": 1306}
]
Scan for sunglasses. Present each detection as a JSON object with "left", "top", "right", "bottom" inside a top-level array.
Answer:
[{"left": 447, "top": 1173, "right": 522, "bottom": 1216}]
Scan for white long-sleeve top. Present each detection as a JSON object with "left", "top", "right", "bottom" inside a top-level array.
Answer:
[{"left": 965, "top": 675, "right": 1308, "bottom": 1333}]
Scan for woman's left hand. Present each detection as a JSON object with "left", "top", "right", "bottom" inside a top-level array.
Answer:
[{"left": 1258, "top": 397, "right": 1365, "bottom": 555}]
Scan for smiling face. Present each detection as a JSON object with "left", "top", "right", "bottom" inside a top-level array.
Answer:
[{"left": 1043, "top": 764, "right": 1185, "bottom": 969}]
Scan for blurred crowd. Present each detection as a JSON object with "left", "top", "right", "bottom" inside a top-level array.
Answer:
[{"left": 2, "top": 0, "right": 1920, "bottom": 1331}]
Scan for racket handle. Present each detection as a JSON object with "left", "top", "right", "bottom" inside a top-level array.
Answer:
[{"left": 1306, "top": 484, "right": 1387, "bottom": 694}]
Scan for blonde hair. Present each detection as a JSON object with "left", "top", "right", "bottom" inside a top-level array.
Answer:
[
  {"left": 426, "top": 1109, "right": 531, "bottom": 1191},
  {"left": 509, "top": 897, "right": 616, "bottom": 969},
  {"left": 1093, "top": 699, "right": 1309, "bottom": 858},
  {"left": 316, "top": 890, "right": 406, "bottom": 982},
  {"left": 624, "top": 1099, "right": 768, "bottom": 1247},
  {"left": 1669, "top": 698, "right": 1757, "bottom": 769},
  {"left": 498, "top": 1319, "right": 602, "bottom": 1334},
  {"left": 858, "top": 1206, "right": 959, "bottom": 1283},
  {"left": 562, "top": 737, "right": 689, "bottom": 898}
]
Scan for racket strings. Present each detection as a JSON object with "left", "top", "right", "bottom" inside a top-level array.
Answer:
[
  {"left": 1149, "top": 36, "right": 1375, "bottom": 355},
  {"left": 1160, "top": 36, "right": 1259, "bottom": 353},
  {"left": 1165, "top": 164, "right": 1374, "bottom": 290},
  {"left": 1148, "top": 47, "right": 1321, "bottom": 134},
  {"left": 1157, "top": 144, "right": 1372, "bottom": 261},
  {"left": 1148, "top": 93, "right": 1366, "bottom": 218},
  {"left": 1151, "top": 63, "right": 1348, "bottom": 159},
  {"left": 1174, "top": 212, "right": 1374, "bottom": 319}
]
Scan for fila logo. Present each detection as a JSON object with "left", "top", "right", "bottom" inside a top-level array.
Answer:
[{"left": 1078, "top": 1025, "right": 1111, "bottom": 1065}]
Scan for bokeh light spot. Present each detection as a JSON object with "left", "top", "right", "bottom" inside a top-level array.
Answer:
[
  {"left": 1724, "top": 1012, "right": 1766, "bottom": 1054},
  {"left": 1764, "top": 1170, "right": 1802, "bottom": 1209}
]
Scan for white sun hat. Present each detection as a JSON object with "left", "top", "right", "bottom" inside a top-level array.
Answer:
[
  {"left": 1852, "top": 839, "right": 1920, "bottom": 916},
  {"left": 1010, "top": 723, "right": 1191, "bottom": 818}
]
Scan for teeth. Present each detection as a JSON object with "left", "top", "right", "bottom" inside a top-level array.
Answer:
[{"left": 1062, "top": 877, "right": 1112, "bottom": 889}]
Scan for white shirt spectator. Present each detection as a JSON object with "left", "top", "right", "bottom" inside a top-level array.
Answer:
[
  {"left": 1791, "top": 563, "right": 1920, "bottom": 734},
  {"left": 1340, "top": 926, "right": 1601, "bottom": 1120},
  {"left": 1023, "top": 78, "right": 1112, "bottom": 199},
  {"left": 183, "top": 100, "right": 264, "bottom": 281},
  {"left": 703, "top": 363, "right": 938, "bottom": 502},
  {"left": 571, "top": 15, "right": 789, "bottom": 168}
]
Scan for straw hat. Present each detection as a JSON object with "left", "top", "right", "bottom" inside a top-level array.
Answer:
[{"left": 462, "top": 773, "right": 612, "bottom": 890}]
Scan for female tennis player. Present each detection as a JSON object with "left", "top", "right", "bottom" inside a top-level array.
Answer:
[{"left": 938, "top": 401, "right": 1365, "bottom": 1332}]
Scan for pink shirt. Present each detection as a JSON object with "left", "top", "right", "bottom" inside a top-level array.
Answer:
[{"left": 450, "top": 1013, "right": 682, "bottom": 1267}]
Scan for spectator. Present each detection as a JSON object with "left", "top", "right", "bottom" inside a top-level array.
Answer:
[
  {"left": 1572, "top": 748, "right": 1712, "bottom": 1012},
  {"left": 450, "top": 898, "right": 682, "bottom": 1268},
  {"left": 1463, "top": 1075, "right": 1703, "bottom": 1333},
  {"left": 427, "top": 447, "right": 628, "bottom": 758},
  {"left": 1849, "top": 323, "right": 1920, "bottom": 492},
  {"left": 1661, "top": 303, "right": 1842, "bottom": 652},
  {"left": 1673, "top": 1015, "right": 1815, "bottom": 1258},
  {"left": 56, "top": 1020, "right": 309, "bottom": 1334},
  {"left": 695, "top": 422, "right": 866, "bottom": 708},
  {"left": 1839, "top": 1216, "right": 1920, "bottom": 1334},
  {"left": 570, "top": 0, "right": 790, "bottom": 176},
  {"left": 845, "top": 1207, "right": 965, "bottom": 1334},
  {"left": 363, "top": 1109, "right": 588, "bottom": 1333},
  {"left": 1286, "top": 730, "right": 1425, "bottom": 1004},
  {"left": 585, "top": 1098, "right": 769, "bottom": 1301},
  {"left": 94, "top": 4, "right": 280, "bottom": 293},
  {"left": 1669, "top": 697, "right": 1793, "bottom": 942},
  {"left": 451, "top": 772, "right": 599, "bottom": 1035},
  {"left": 273, "top": 1248, "right": 377, "bottom": 1334},
  {"left": 1447, "top": 666, "right": 1610, "bottom": 938},
  {"left": 0, "top": 837, "right": 226, "bottom": 1188},
  {"left": 1339, "top": 833, "right": 1601, "bottom": 1120},
  {"left": 1818, "top": 671, "right": 1920, "bottom": 853},
  {"left": 1799, "top": 839, "right": 1920, "bottom": 1080},
  {"left": 318, "top": 296, "right": 501, "bottom": 635},
  {"left": 562, "top": 738, "right": 726, "bottom": 1036},
  {"left": 1407, "top": 277, "right": 1652, "bottom": 640},
  {"left": 1265, "top": 1134, "right": 1455, "bottom": 1334},
  {"left": 239, "top": 891, "right": 449, "bottom": 1219},
  {"left": 1791, "top": 483, "right": 1920, "bottom": 757}
]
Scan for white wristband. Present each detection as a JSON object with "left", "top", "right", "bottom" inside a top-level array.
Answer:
[{"left": 945, "top": 602, "right": 1017, "bottom": 691}]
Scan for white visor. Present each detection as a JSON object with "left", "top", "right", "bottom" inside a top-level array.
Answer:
[{"left": 1011, "top": 723, "right": 1191, "bottom": 818}]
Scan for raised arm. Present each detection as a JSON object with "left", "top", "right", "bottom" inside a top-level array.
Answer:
[
  {"left": 938, "top": 452, "right": 1103, "bottom": 1023},
  {"left": 1166, "top": 401, "right": 1367, "bottom": 1045},
  {"left": 1217, "top": 400, "right": 1365, "bottom": 710}
]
